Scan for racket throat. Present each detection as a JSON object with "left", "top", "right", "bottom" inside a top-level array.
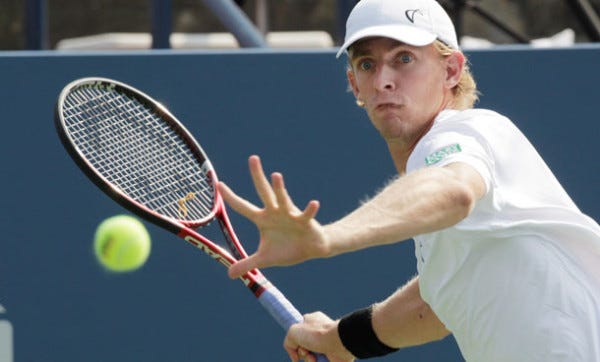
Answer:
[
  {"left": 219, "top": 223, "right": 244, "bottom": 260},
  {"left": 248, "top": 277, "right": 270, "bottom": 298}
]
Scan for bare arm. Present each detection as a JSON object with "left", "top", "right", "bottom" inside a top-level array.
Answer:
[
  {"left": 222, "top": 155, "right": 486, "bottom": 278},
  {"left": 372, "top": 276, "right": 449, "bottom": 348},
  {"left": 282, "top": 276, "right": 449, "bottom": 361},
  {"left": 324, "top": 161, "right": 486, "bottom": 256}
]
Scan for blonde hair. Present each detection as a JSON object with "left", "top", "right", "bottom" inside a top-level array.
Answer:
[{"left": 433, "top": 40, "right": 479, "bottom": 109}]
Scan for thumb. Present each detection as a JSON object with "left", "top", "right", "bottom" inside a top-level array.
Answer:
[{"left": 228, "top": 254, "right": 261, "bottom": 279}]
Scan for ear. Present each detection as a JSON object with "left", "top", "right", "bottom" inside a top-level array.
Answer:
[
  {"left": 445, "top": 51, "right": 465, "bottom": 89},
  {"left": 346, "top": 68, "right": 360, "bottom": 99}
]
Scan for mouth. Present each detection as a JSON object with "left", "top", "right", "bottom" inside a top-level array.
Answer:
[{"left": 374, "top": 102, "right": 401, "bottom": 111}]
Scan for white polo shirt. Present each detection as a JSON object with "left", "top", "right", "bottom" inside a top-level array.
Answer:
[{"left": 407, "top": 109, "right": 600, "bottom": 361}]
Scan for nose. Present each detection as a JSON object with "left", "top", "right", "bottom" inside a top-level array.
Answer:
[{"left": 373, "top": 64, "right": 396, "bottom": 92}]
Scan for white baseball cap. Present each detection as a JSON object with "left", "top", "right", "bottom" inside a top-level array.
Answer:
[{"left": 336, "top": 0, "right": 459, "bottom": 58}]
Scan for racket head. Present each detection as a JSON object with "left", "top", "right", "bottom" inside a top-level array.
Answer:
[{"left": 55, "top": 77, "right": 219, "bottom": 234}]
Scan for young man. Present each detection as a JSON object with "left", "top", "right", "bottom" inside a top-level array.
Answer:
[{"left": 219, "top": 0, "right": 600, "bottom": 360}]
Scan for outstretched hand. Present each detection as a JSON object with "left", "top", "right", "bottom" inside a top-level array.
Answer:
[{"left": 219, "top": 155, "right": 328, "bottom": 279}]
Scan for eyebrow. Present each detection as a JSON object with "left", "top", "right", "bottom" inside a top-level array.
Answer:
[
  {"left": 349, "top": 39, "right": 410, "bottom": 59},
  {"left": 349, "top": 46, "right": 370, "bottom": 59}
]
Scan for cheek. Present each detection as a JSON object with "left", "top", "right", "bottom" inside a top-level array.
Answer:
[{"left": 413, "top": 68, "right": 446, "bottom": 96}]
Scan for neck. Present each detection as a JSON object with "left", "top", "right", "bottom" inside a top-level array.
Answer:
[
  {"left": 383, "top": 87, "right": 456, "bottom": 172},
  {"left": 387, "top": 142, "right": 411, "bottom": 174},
  {"left": 387, "top": 101, "right": 451, "bottom": 174}
]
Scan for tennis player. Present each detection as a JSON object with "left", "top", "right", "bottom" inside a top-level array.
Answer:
[{"left": 220, "top": 0, "right": 600, "bottom": 360}]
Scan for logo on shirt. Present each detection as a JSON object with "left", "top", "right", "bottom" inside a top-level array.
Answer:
[{"left": 425, "top": 143, "right": 462, "bottom": 165}]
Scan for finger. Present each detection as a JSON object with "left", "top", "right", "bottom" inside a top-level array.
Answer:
[
  {"left": 227, "top": 253, "right": 263, "bottom": 279},
  {"left": 271, "top": 172, "right": 298, "bottom": 213},
  {"left": 218, "top": 182, "right": 261, "bottom": 221},
  {"left": 284, "top": 333, "right": 300, "bottom": 362},
  {"left": 249, "top": 155, "right": 277, "bottom": 208},
  {"left": 286, "top": 348, "right": 299, "bottom": 362},
  {"left": 286, "top": 333, "right": 317, "bottom": 362},
  {"left": 287, "top": 350, "right": 299, "bottom": 362},
  {"left": 300, "top": 200, "right": 320, "bottom": 222},
  {"left": 298, "top": 347, "right": 317, "bottom": 362},
  {"left": 302, "top": 311, "right": 321, "bottom": 322}
]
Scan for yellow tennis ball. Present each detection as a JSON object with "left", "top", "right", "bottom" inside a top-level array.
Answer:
[{"left": 94, "top": 215, "right": 151, "bottom": 272}]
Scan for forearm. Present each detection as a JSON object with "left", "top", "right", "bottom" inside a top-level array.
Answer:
[
  {"left": 323, "top": 164, "right": 479, "bottom": 257},
  {"left": 224, "top": 158, "right": 484, "bottom": 278},
  {"left": 372, "top": 276, "right": 449, "bottom": 348},
  {"left": 334, "top": 277, "right": 449, "bottom": 359}
]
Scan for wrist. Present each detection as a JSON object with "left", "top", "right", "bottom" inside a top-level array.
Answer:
[
  {"left": 322, "top": 221, "right": 360, "bottom": 257},
  {"left": 337, "top": 305, "right": 399, "bottom": 359}
]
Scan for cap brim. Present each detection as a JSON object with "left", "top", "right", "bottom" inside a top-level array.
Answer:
[{"left": 336, "top": 24, "right": 437, "bottom": 58}]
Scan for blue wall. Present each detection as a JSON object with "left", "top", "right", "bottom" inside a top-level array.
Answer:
[{"left": 0, "top": 45, "right": 598, "bottom": 361}]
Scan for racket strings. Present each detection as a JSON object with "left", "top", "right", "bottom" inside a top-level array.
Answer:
[{"left": 62, "top": 86, "right": 214, "bottom": 221}]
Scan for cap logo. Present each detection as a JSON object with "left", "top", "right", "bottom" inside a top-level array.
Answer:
[{"left": 405, "top": 9, "right": 423, "bottom": 23}]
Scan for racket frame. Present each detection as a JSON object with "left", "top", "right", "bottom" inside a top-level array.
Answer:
[
  {"left": 54, "top": 77, "right": 267, "bottom": 294},
  {"left": 54, "top": 77, "right": 329, "bottom": 362}
]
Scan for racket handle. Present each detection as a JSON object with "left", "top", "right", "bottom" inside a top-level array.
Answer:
[{"left": 257, "top": 285, "right": 329, "bottom": 362}]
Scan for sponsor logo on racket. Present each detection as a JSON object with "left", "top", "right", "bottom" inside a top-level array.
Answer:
[
  {"left": 81, "top": 81, "right": 116, "bottom": 91},
  {"left": 183, "top": 235, "right": 254, "bottom": 285},
  {"left": 178, "top": 192, "right": 196, "bottom": 218}
]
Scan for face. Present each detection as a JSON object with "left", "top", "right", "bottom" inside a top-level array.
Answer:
[{"left": 347, "top": 37, "right": 461, "bottom": 150}]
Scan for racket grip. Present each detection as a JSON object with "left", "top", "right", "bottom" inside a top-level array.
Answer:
[{"left": 257, "top": 285, "right": 329, "bottom": 362}]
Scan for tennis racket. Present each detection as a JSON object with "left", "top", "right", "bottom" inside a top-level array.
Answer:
[{"left": 55, "top": 77, "right": 328, "bottom": 362}]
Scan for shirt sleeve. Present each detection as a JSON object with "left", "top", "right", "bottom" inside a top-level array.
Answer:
[{"left": 407, "top": 130, "right": 494, "bottom": 194}]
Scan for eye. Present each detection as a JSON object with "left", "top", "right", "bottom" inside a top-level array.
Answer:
[
  {"left": 358, "top": 59, "right": 374, "bottom": 71},
  {"left": 399, "top": 53, "right": 413, "bottom": 64}
]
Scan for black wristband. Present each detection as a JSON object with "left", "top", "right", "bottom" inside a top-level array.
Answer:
[{"left": 338, "top": 306, "right": 399, "bottom": 359}]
